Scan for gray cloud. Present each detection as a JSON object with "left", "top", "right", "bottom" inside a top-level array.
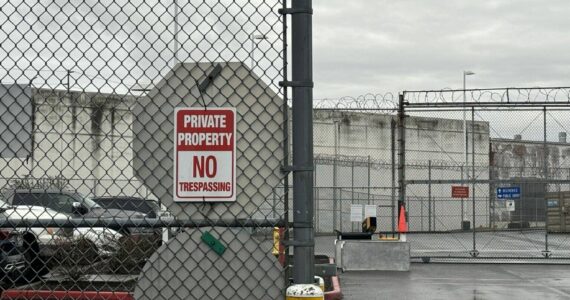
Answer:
[{"left": 313, "top": 0, "right": 570, "bottom": 98}]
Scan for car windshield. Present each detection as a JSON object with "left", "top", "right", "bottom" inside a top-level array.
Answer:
[
  {"left": 80, "top": 195, "right": 102, "bottom": 209},
  {"left": 93, "top": 198, "right": 153, "bottom": 214},
  {"left": 145, "top": 200, "right": 160, "bottom": 212}
]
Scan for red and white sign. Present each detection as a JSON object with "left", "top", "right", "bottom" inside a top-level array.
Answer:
[
  {"left": 174, "top": 108, "right": 236, "bottom": 202},
  {"left": 451, "top": 186, "right": 469, "bottom": 198}
]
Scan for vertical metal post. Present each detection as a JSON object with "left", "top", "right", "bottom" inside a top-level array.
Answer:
[
  {"left": 471, "top": 106, "right": 477, "bottom": 255},
  {"left": 290, "top": 0, "right": 314, "bottom": 284},
  {"left": 421, "top": 194, "right": 424, "bottom": 231},
  {"left": 333, "top": 124, "right": 337, "bottom": 231},
  {"left": 461, "top": 165, "right": 464, "bottom": 228},
  {"left": 391, "top": 119, "right": 396, "bottom": 233},
  {"left": 398, "top": 94, "right": 406, "bottom": 225},
  {"left": 173, "top": 0, "right": 179, "bottom": 64},
  {"left": 540, "top": 106, "right": 550, "bottom": 257},
  {"left": 66, "top": 70, "right": 71, "bottom": 93},
  {"left": 350, "top": 159, "right": 354, "bottom": 232},
  {"left": 272, "top": 187, "right": 277, "bottom": 218},
  {"left": 367, "top": 155, "right": 371, "bottom": 205},
  {"left": 428, "top": 160, "right": 432, "bottom": 232},
  {"left": 280, "top": 0, "right": 290, "bottom": 285},
  {"left": 489, "top": 143, "right": 494, "bottom": 228}
]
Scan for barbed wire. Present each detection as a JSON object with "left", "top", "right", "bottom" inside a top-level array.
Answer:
[
  {"left": 404, "top": 87, "right": 570, "bottom": 104},
  {"left": 313, "top": 92, "right": 398, "bottom": 113}
]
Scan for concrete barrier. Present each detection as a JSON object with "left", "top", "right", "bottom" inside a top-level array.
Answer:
[{"left": 337, "top": 240, "right": 410, "bottom": 271}]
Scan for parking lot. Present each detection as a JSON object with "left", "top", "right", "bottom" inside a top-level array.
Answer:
[{"left": 340, "top": 264, "right": 570, "bottom": 300}]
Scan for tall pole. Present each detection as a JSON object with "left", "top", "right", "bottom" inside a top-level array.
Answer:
[
  {"left": 540, "top": 106, "right": 550, "bottom": 258},
  {"left": 333, "top": 121, "right": 338, "bottom": 231},
  {"left": 291, "top": 0, "right": 314, "bottom": 284},
  {"left": 428, "top": 160, "right": 432, "bottom": 231},
  {"left": 398, "top": 94, "right": 406, "bottom": 229},
  {"left": 472, "top": 106, "right": 477, "bottom": 254},
  {"left": 250, "top": 33, "right": 255, "bottom": 68},
  {"left": 463, "top": 72, "right": 467, "bottom": 223},
  {"left": 67, "top": 69, "right": 71, "bottom": 93},
  {"left": 173, "top": 0, "right": 179, "bottom": 64},
  {"left": 391, "top": 119, "right": 396, "bottom": 233},
  {"left": 462, "top": 70, "right": 474, "bottom": 223},
  {"left": 250, "top": 34, "right": 268, "bottom": 68}
]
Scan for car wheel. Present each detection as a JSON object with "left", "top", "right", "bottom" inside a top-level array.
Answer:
[{"left": 21, "top": 233, "right": 47, "bottom": 283}]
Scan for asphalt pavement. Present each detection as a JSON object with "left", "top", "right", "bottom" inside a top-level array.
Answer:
[
  {"left": 315, "top": 231, "right": 570, "bottom": 261},
  {"left": 340, "top": 264, "right": 570, "bottom": 300}
]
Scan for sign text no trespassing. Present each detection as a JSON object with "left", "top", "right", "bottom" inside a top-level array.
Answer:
[{"left": 174, "top": 108, "right": 236, "bottom": 202}]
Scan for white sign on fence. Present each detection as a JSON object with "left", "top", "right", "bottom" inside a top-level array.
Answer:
[
  {"left": 350, "top": 204, "right": 363, "bottom": 222},
  {"left": 173, "top": 107, "right": 236, "bottom": 202},
  {"left": 506, "top": 200, "right": 515, "bottom": 212},
  {"left": 364, "top": 205, "right": 377, "bottom": 218}
]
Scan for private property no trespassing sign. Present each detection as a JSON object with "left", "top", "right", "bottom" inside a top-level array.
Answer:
[{"left": 174, "top": 107, "right": 236, "bottom": 202}]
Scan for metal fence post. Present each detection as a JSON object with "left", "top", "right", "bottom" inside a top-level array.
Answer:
[
  {"left": 368, "top": 155, "right": 371, "bottom": 205},
  {"left": 398, "top": 94, "right": 406, "bottom": 226},
  {"left": 391, "top": 118, "right": 396, "bottom": 233},
  {"left": 350, "top": 159, "right": 354, "bottom": 232},
  {"left": 461, "top": 165, "right": 464, "bottom": 228},
  {"left": 471, "top": 106, "right": 478, "bottom": 256},
  {"left": 332, "top": 121, "right": 336, "bottom": 230},
  {"left": 282, "top": 0, "right": 291, "bottom": 283},
  {"left": 542, "top": 106, "right": 550, "bottom": 258},
  {"left": 290, "top": 0, "right": 314, "bottom": 284},
  {"left": 428, "top": 160, "right": 432, "bottom": 231}
]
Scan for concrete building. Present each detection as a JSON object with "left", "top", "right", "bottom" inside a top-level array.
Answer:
[
  {"left": 312, "top": 109, "right": 490, "bottom": 232},
  {"left": 0, "top": 85, "right": 149, "bottom": 199},
  {"left": 490, "top": 134, "right": 570, "bottom": 225},
  {"left": 3, "top": 79, "right": 566, "bottom": 233}
]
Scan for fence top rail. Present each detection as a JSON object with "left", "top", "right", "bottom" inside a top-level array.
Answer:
[{"left": 402, "top": 87, "right": 570, "bottom": 107}]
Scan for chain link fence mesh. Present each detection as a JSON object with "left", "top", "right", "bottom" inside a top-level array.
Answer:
[
  {"left": 0, "top": 0, "right": 289, "bottom": 298},
  {"left": 310, "top": 90, "right": 570, "bottom": 262},
  {"left": 400, "top": 88, "right": 570, "bottom": 261}
]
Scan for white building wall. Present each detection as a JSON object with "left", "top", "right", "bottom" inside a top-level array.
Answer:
[
  {"left": 0, "top": 87, "right": 151, "bottom": 199},
  {"left": 313, "top": 110, "right": 490, "bottom": 232}
]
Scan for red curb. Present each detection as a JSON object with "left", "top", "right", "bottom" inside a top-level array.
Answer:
[
  {"left": 1, "top": 290, "right": 133, "bottom": 300},
  {"left": 325, "top": 257, "right": 342, "bottom": 300}
]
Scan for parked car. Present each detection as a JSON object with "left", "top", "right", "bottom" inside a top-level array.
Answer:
[
  {"left": 0, "top": 202, "right": 123, "bottom": 285},
  {"left": 91, "top": 197, "right": 170, "bottom": 219},
  {"left": 3, "top": 205, "right": 122, "bottom": 256},
  {"left": 0, "top": 207, "right": 44, "bottom": 284},
  {"left": 2, "top": 190, "right": 151, "bottom": 236},
  {"left": 92, "top": 197, "right": 175, "bottom": 241}
]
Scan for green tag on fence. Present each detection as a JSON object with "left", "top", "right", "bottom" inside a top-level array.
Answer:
[{"left": 201, "top": 231, "right": 226, "bottom": 256}]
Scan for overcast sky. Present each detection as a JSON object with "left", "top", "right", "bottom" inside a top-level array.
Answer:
[
  {"left": 312, "top": 0, "right": 570, "bottom": 99},
  {"left": 2, "top": 0, "right": 569, "bottom": 102}
]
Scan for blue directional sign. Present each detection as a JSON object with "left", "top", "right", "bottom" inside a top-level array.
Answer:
[{"left": 496, "top": 187, "right": 521, "bottom": 199}]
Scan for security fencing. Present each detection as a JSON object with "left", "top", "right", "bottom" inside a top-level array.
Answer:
[
  {"left": 399, "top": 87, "right": 570, "bottom": 261},
  {"left": 310, "top": 89, "right": 570, "bottom": 262},
  {"left": 0, "top": 0, "right": 299, "bottom": 299}
]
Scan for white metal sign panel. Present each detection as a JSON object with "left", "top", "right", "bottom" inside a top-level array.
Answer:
[
  {"left": 364, "top": 205, "right": 377, "bottom": 218},
  {"left": 350, "top": 204, "right": 363, "bottom": 222},
  {"left": 173, "top": 107, "right": 236, "bottom": 202},
  {"left": 506, "top": 200, "right": 515, "bottom": 212}
]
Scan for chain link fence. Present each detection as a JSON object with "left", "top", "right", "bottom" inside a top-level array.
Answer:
[
  {"left": 310, "top": 90, "right": 570, "bottom": 262},
  {"left": 0, "top": 0, "right": 292, "bottom": 298},
  {"left": 400, "top": 88, "right": 570, "bottom": 261}
]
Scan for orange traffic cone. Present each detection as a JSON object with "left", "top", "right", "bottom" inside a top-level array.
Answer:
[
  {"left": 398, "top": 204, "right": 408, "bottom": 241},
  {"left": 398, "top": 204, "right": 408, "bottom": 233}
]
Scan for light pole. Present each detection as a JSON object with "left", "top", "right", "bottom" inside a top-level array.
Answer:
[
  {"left": 173, "top": 0, "right": 179, "bottom": 65},
  {"left": 463, "top": 70, "right": 475, "bottom": 224},
  {"left": 250, "top": 33, "right": 268, "bottom": 68}
]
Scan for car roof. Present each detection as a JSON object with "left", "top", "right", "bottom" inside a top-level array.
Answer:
[{"left": 93, "top": 196, "right": 146, "bottom": 201}]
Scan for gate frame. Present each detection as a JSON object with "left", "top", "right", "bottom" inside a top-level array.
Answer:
[{"left": 398, "top": 87, "right": 570, "bottom": 261}]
